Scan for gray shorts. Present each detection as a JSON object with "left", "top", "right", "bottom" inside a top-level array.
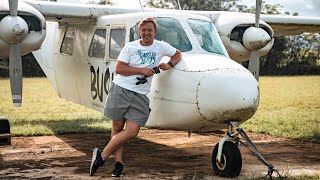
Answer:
[{"left": 104, "top": 83, "right": 150, "bottom": 127}]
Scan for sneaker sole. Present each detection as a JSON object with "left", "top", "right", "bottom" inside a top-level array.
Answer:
[
  {"left": 89, "top": 148, "right": 98, "bottom": 176},
  {"left": 112, "top": 174, "right": 124, "bottom": 177}
]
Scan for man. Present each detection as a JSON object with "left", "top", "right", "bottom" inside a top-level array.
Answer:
[{"left": 89, "top": 17, "right": 182, "bottom": 177}]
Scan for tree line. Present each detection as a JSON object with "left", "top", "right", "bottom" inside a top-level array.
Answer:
[{"left": 0, "top": 0, "right": 318, "bottom": 77}]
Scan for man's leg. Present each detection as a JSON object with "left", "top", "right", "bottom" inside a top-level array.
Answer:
[
  {"left": 111, "top": 120, "right": 125, "bottom": 163},
  {"left": 101, "top": 120, "right": 140, "bottom": 160}
]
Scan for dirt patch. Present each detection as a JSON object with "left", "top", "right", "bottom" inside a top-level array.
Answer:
[{"left": 0, "top": 129, "right": 319, "bottom": 179}]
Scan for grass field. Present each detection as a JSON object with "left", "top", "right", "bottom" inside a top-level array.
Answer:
[
  {"left": 0, "top": 78, "right": 110, "bottom": 136},
  {"left": 0, "top": 76, "right": 319, "bottom": 142},
  {"left": 241, "top": 76, "right": 320, "bottom": 142}
]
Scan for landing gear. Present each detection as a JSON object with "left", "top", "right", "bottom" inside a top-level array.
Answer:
[
  {"left": 212, "top": 121, "right": 281, "bottom": 178},
  {"left": 212, "top": 141, "right": 242, "bottom": 177}
]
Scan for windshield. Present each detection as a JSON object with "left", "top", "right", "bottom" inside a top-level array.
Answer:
[
  {"left": 187, "top": 18, "right": 227, "bottom": 56},
  {"left": 130, "top": 17, "right": 192, "bottom": 52}
]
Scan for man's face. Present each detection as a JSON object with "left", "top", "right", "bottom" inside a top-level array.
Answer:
[{"left": 139, "top": 22, "right": 157, "bottom": 45}]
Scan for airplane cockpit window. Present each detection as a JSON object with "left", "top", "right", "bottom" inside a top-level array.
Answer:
[
  {"left": 187, "top": 19, "right": 227, "bottom": 56},
  {"left": 60, "top": 28, "right": 75, "bottom": 55},
  {"left": 129, "top": 17, "right": 192, "bottom": 52},
  {"left": 109, "top": 29, "right": 126, "bottom": 59},
  {"left": 89, "top": 29, "right": 107, "bottom": 58}
]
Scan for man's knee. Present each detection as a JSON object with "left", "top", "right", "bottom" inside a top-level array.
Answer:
[
  {"left": 125, "top": 121, "right": 140, "bottom": 138},
  {"left": 122, "top": 127, "right": 139, "bottom": 139},
  {"left": 112, "top": 120, "right": 125, "bottom": 132}
]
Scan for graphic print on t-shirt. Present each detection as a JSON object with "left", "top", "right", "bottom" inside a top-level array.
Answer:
[{"left": 137, "top": 50, "right": 156, "bottom": 64}]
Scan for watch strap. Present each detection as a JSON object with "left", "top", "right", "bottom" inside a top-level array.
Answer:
[{"left": 167, "top": 61, "right": 174, "bottom": 68}]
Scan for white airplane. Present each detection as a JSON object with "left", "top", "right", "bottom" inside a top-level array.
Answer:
[{"left": 0, "top": 0, "right": 319, "bottom": 177}]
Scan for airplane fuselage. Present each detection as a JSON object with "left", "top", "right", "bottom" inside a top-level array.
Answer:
[{"left": 32, "top": 12, "right": 259, "bottom": 131}]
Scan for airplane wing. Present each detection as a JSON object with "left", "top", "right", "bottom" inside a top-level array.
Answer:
[
  {"left": 23, "top": 0, "right": 145, "bottom": 24},
  {"left": 260, "top": 14, "right": 320, "bottom": 37},
  {"left": 23, "top": 0, "right": 320, "bottom": 35}
]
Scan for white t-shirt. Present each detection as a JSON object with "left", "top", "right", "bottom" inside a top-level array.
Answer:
[{"left": 113, "top": 39, "right": 177, "bottom": 95}]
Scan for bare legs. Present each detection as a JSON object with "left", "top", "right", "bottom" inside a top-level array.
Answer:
[
  {"left": 111, "top": 120, "right": 125, "bottom": 163},
  {"left": 101, "top": 120, "right": 140, "bottom": 161}
]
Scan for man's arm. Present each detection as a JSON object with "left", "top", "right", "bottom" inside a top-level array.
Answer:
[
  {"left": 159, "top": 50, "right": 182, "bottom": 71},
  {"left": 169, "top": 49, "right": 182, "bottom": 65},
  {"left": 115, "top": 61, "right": 155, "bottom": 77}
]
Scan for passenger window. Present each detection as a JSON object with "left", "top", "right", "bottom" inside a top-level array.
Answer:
[
  {"left": 89, "top": 29, "right": 107, "bottom": 58},
  {"left": 60, "top": 28, "right": 75, "bottom": 55},
  {"left": 109, "top": 29, "right": 126, "bottom": 59}
]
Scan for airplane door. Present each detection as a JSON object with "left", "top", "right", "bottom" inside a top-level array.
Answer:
[
  {"left": 88, "top": 25, "right": 126, "bottom": 112},
  {"left": 106, "top": 25, "right": 126, "bottom": 86},
  {"left": 88, "top": 28, "right": 109, "bottom": 111}
]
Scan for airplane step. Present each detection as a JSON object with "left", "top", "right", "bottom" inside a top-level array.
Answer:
[
  {"left": 0, "top": 133, "right": 11, "bottom": 145},
  {"left": 0, "top": 118, "right": 11, "bottom": 145}
]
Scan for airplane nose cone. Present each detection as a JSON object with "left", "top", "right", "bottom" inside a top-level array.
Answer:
[{"left": 196, "top": 70, "right": 259, "bottom": 123}]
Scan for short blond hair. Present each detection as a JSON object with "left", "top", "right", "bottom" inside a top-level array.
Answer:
[{"left": 138, "top": 17, "right": 157, "bottom": 31}]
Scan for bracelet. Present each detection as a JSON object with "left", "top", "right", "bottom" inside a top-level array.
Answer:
[{"left": 167, "top": 61, "right": 175, "bottom": 68}]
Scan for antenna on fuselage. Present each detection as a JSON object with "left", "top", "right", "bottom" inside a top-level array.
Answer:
[{"left": 139, "top": 0, "right": 144, "bottom": 12}]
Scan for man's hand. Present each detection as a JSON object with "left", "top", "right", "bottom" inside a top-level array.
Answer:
[
  {"left": 158, "top": 63, "right": 172, "bottom": 71},
  {"left": 140, "top": 68, "right": 156, "bottom": 77}
]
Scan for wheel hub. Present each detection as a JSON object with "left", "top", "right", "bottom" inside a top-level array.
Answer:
[{"left": 216, "top": 154, "right": 226, "bottom": 170}]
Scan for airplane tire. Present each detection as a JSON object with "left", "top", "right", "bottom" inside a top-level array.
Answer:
[{"left": 212, "top": 141, "right": 242, "bottom": 178}]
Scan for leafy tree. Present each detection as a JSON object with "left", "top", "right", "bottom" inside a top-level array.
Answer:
[
  {"left": 236, "top": 2, "right": 319, "bottom": 75},
  {"left": 260, "top": 37, "right": 287, "bottom": 75},
  {"left": 146, "top": 0, "right": 239, "bottom": 11},
  {"left": 282, "top": 33, "right": 320, "bottom": 75},
  {"left": 237, "top": 3, "right": 283, "bottom": 15},
  {"left": 0, "top": 53, "right": 45, "bottom": 78}
]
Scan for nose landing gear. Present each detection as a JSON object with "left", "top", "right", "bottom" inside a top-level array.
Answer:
[
  {"left": 212, "top": 141, "right": 242, "bottom": 177},
  {"left": 212, "top": 121, "right": 282, "bottom": 179}
]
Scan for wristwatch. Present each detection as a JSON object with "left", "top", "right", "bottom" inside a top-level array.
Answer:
[{"left": 167, "top": 61, "right": 175, "bottom": 68}]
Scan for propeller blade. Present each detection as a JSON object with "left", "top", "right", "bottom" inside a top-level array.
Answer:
[
  {"left": 248, "top": 50, "right": 260, "bottom": 81},
  {"left": 8, "top": 0, "right": 18, "bottom": 16},
  {"left": 9, "top": 43, "right": 23, "bottom": 107},
  {"left": 255, "top": 0, "right": 262, "bottom": 28}
]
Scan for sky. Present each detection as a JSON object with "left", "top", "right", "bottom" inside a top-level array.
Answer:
[
  {"left": 240, "top": 0, "right": 320, "bottom": 17},
  {"left": 58, "top": 0, "right": 320, "bottom": 17}
]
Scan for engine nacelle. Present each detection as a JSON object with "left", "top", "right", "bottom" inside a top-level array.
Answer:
[
  {"left": 0, "top": 1, "right": 46, "bottom": 59},
  {"left": 214, "top": 12, "right": 274, "bottom": 62}
]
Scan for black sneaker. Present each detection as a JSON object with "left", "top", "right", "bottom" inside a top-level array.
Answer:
[
  {"left": 89, "top": 148, "right": 104, "bottom": 176},
  {"left": 111, "top": 161, "right": 123, "bottom": 177}
]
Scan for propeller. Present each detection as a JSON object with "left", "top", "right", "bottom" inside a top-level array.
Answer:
[
  {"left": 248, "top": 0, "right": 263, "bottom": 81},
  {"left": 0, "top": 0, "right": 29, "bottom": 107}
]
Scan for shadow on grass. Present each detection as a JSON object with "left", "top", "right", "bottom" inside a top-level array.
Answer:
[
  {"left": 11, "top": 118, "right": 112, "bottom": 136},
  {"left": 300, "top": 132, "right": 320, "bottom": 143}
]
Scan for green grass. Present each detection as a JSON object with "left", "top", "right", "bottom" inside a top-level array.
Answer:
[
  {"left": 0, "top": 76, "right": 319, "bottom": 142},
  {"left": 241, "top": 76, "right": 320, "bottom": 142},
  {"left": 0, "top": 78, "right": 111, "bottom": 136}
]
